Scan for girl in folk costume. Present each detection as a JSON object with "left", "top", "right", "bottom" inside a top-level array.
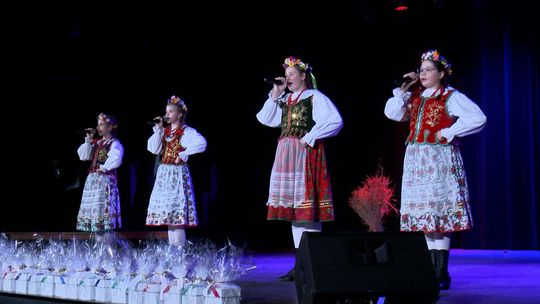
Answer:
[
  {"left": 146, "top": 96, "right": 207, "bottom": 246},
  {"left": 77, "top": 113, "right": 123, "bottom": 232},
  {"left": 385, "top": 50, "right": 486, "bottom": 290},
  {"left": 257, "top": 56, "right": 343, "bottom": 282}
]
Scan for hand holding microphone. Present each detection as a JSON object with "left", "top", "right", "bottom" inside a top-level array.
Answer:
[
  {"left": 84, "top": 128, "right": 96, "bottom": 139},
  {"left": 393, "top": 76, "right": 414, "bottom": 87},
  {"left": 265, "top": 77, "right": 287, "bottom": 100},
  {"left": 397, "top": 71, "right": 419, "bottom": 93}
]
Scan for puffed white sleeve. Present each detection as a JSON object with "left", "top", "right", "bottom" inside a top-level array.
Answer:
[
  {"left": 256, "top": 91, "right": 285, "bottom": 127},
  {"left": 77, "top": 138, "right": 94, "bottom": 161},
  {"left": 440, "top": 91, "right": 487, "bottom": 142},
  {"left": 301, "top": 91, "right": 343, "bottom": 147},
  {"left": 147, "top": 126, "right": 164, "bottom": 155},
  {"left": 178, "top": 127, "right": 207, "bottom": 162},
  {"left": 100, "top": 140, "right": 124, "bottom": 172},
  {"left": 384, "top": 88, "right": 411, "bottom": 122}
]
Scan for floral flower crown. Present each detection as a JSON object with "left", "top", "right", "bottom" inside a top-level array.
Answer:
[
  {"left": 167, "top": 95, "right": 188, "bottom": 112},
  {"left": 283, "top": 56, "right": 313, "bottom": 73},
  {"left": 97, "top": 113, "right": 118, "bottom": 127},
  {"left": 420, "top": 50, "right": 453, "bottom": 75}
]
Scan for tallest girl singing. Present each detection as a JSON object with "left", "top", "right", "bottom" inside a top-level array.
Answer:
[{"left": 257, "top": 56, "right": 343, "bottom": 281}]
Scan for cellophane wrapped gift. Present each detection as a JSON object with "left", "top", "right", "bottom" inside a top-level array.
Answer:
[
  {"left": 75, "top": 242, "right": 107, "bottom": 302},
  {"left": 160, "top": 244, "right": 189, "bottom": 304},
  {"left": 0, "top": 233, "right": 256, "bottom": 304},
  {"left": 110, "top": 257, "right": 134, "bottom": 304},
  {"left": 202, "top": 241, "right": 254, "bottom": 304},
  {"left": 2, "top": 269, "right": 17, "bottom": 293},
  {"left": 39, "top": 239, "right": 68, "bottom": 298},
  {"left": 203, "top": 283, "right": 241, "bottom": 304},
  {"left": 127, "top": 242, "right": 162, "bottom": 304},
  {"left": 95, "top": 233, "right": 131, "bottom": 303},
  {"left": 13, "top": 245, "right": 35, "bottom": 295}
]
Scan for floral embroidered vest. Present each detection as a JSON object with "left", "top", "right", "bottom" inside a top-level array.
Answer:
[
  {"left": 89, "top": 138, "right": 116, "bottom": 174},
  {"left": 279, "top": 95, "right": 315, "bottom": 139},
  {"left": 406, "top": 89, "right": 455, "bottom": 145},
  {"left": 161, "top": 126, "right": 186, "bottom": 165}
]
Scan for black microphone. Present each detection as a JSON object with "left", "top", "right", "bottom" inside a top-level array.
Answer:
[
  {"left": 264, "top": 77, "right": 284, "bottom": 85},
  {"left": 147, "top": 116, "right": 168, "bottom": 126},
  {"left": 73, "top": 128, "right": 96, "bottom": 135},
  {"left": 393, "top": 76, "right": 415, "bottom": 87}
]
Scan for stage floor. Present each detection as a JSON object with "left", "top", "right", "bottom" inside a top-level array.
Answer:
[
  {"left": 1, "top": 249, "right": 538, "bottom": 303},
  {"left": 237, "top": 249, "right": 540, "bottom": 303}
]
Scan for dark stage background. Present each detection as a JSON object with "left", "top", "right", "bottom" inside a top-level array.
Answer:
[{"left": 4, "top": 1, "right": 539, "bottom": 250}]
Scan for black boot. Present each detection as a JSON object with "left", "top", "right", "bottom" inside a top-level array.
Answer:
[
  {"left": 429, "top": 249, "right": 440, "bottom": 289},
  {"left": 429, "top": 249, "right": 437, "bottom": 269},
  {"left": 436, "top": 250, "right": 451, "bottom": 290},
  {"left": 277, "top": 249, "right": 296, "bottom": 282}
]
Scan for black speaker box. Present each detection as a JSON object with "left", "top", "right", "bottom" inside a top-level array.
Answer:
[{"left": 295, "top": 231, "right": 439, "bottom": 304}]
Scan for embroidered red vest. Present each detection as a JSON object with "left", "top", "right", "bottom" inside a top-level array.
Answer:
[
  {"left": 406, "top": 89, "right": 455, "bottom": 145},
  {"left": 161, "top": 126, "right": 186, "bottom": 165},
  {"left": 89, "top": 138, "right": 116, "bottom": 174}
]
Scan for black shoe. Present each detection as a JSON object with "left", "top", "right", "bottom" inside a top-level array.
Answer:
[
  {"left": 277, "top": 268, "right": 295, "bottom": 282},
  {"left": 438, "top": 276, "right": 451, "bottom": 290}
]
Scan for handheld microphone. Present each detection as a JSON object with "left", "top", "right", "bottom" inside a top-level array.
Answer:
[
  {"left": 147, "top": 116, "right": 168, "bottom": 126},
  {"left": 73, "top": 128, "right": 95, "bottom": 135},
  {"left": 264, "top": 77, "right": 284, "bottom": 85},
  {"left": 393, "top": 76, "right": 415, "bottom": 87}
]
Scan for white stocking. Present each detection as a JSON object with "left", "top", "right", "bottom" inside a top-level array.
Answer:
[
  {"left": 424, "top": 232, "right": 437, "bottom": 250},
  {"left": 168, "top": 226, "right": 186, "bottom": 246},
  {"left": 291, "top": 221, "right": 322, "bottom": 248},
  {"left": 425, "top": 232, "right": 451, "bottom": 250}
]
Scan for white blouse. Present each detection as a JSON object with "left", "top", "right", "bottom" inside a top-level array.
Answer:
[
  {"left": 147, "top": 125, "right": 207, "bottom": 162},
  {"left": 77, "top": 138, "right": 124, "bottom": 172},
  {"left": 384, "top": 86, "right": 487, "bottom": 142},
  {"left": 256, "top": 89, "right": 343, "bottom": 147}
]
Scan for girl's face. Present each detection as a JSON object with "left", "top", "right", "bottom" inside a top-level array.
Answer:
[
  {"left": 165, "top": 104, "right": 182, "bottom": 124},
  {"left": 96, "top": 119, "right": 113, "bottom": 137},
  {"left": 419, "top": 60, "right": 445, "bottom": 89},
  {"left": 285, "top": 66, "right": 306, "bottom": 92}
]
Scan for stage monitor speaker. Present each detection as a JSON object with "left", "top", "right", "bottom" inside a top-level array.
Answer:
[{"left": 295, "top": 231, "right": 439, "bottom": 304}]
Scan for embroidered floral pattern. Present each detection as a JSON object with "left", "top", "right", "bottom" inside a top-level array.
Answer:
[
  {"left": 424, "top": 102, "right": 446, "bottom": 127},
  {"left": 279, "top": 96, "right": 315, "bottom": 139},
  {"left": 400, "top": 144, "right": 472, "bottom": 232},
  {"left": 146, "top": 164, "right": 198, "bottom": 227},
  {"left": 161, "top": 127, "right": 186, "bottom": 165},
  {"left": 77, "top": 173, "right": 121, "bottom": 231},
  {"left": 406, "top": 91, "right": 455, "bottom": 144},
  {"left": 89, "top": 139, "right": 116, "bottom": 174}
]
